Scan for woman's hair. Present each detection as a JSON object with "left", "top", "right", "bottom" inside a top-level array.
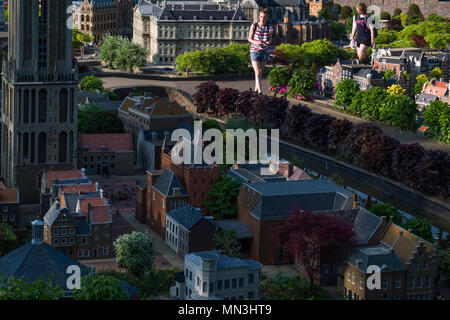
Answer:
[
  {"left": 357, "top": 2, "right": 367, "bottom": 14},
  {"left": 260, "top": 8, "right": 270, "bottom": 16}
]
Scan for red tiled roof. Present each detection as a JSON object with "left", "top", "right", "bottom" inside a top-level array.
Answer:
[
  {"left": 80, "top": 133, "right": 133, "bottom": 152},
  {"left": 91, "top": 206, "right": 111, "bottom": 223},
  {"left": 423, "top": 81, "right": 449, "bottom": 97},
  {"left": 46, "top": 170, "right": 83, "bottom": 186},
  {"left": 60, "top": 184, "right": 97, "bottom": 194},
  {"left": 79, "top": 198, "right": 107, "bottom": 215}
]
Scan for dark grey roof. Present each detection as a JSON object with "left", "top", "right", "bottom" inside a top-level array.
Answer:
[
  {"left": 229, "top": 168, "right": 266, "bottom": 183},
  {"left": 354, "top": 68, "right": 383, "bottom": 80},
  {"left": 43, "top": 202, "right": 63, "bottom": 227},
  {"left": 416, "top": 93, "right": 437, "bottom": 104},
  {"left": 166, "top": 206, "right": 205, "bottom": 230},
  {"left": 76, "top": 220, "right": 91, "bottom": 236},
  {"left": 345, "top": 246, "right": 406, "bottom": 272},
  {"left": 152, "top": 169, "right": 188, "bottom": 197},
  {"left": 142, "top": 122, "right": 195, "bottom": 142},
  {"left": 0, "top": 242, "right": 93, "bottom": 297},
  {"left": 137, "top": 179, "right": 147, "bottom": 190},
  {"left": 214, "top": 219, "right": 253, "bottom": 239},
  {"left": 352, "top": 208, "right": 382, "bottom": 244}
]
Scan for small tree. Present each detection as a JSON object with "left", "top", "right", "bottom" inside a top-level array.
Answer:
[
  {"left": 114, "top": 231, "right": 155, "bottom": 278},
  {"left": 403, "top": 218, "right": 434, "bottom": 243},
  {"left": 393, "top": 8, "right": 402, "bottom": 17},
  {"left": 334, "top": 79, "right": 360, "bottom": 108},
  {"left": 115, "top": 41, "right": 147, "bottom": 73},
  {"left": 0, "top": 223, "right": 19, "bottom": 257},
  {"left": 206, "top": 174, "right": 242, "bottom": 220},
  {"left": 429, "top": 67, "right": 443, "bottom": 80},
  {"left": 387, "top": 84, "right": 406, "bottom": 96},
  {"left": 80, "top": 75, "right": 104, "bottom": 92},
  {"left": 407, "top": 4, "right": 424, "bottom": 21},
  {"left": 212, "top": 229, "right": 241, "bottom": 258},
  {"left": 268, "top": 66, "right": 291, "bottom": 88},
  {"left": 423, "top": 100, "right": 448, "bottom": 137},
  {"left": 0, "top": 276, "right": 63, "bottom": 300},
  {"left": 368, "top": 203, "right": 404, "bottom": 225},
  {"left": 78, "top": 105, "right": 124, "bottom": 134},
  {"left": 380, "top": 11, "right": 391, "bottom": 21},
  {"left": 379, "top": 94, "right": 418, "bottom": 131},
  {"left": 340, "top": 6, "right": 352, "bottom": 20},
  {"left": 415, "top": 74, "right": 429, "bottom": 94},
  {"left": 275, "top": 208, "right": 357, "bottom": 289},
  {"left": 99, "top": 35, "right": 124, "bottom": 68},
  {"left": 317, "top": 8, "right": 330, "bottom": 21},
  {"left": 383, "top": 69, "right": 396, "bottom": 81},
  {"left": 288, "top": 69, "right": 314, "bottom": 99},
  {"left": 73, "top": 275, "right": 127, "bottom": 300}
]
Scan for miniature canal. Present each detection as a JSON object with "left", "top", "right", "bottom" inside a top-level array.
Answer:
[{"left": 278, "top": 143, "right": 450, "bottom": 237}]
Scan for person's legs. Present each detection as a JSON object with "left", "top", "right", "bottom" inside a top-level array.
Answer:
[
  {"left": 258, "top": 61, "right": 267, "bottom": 93},
  {"left": 358, "top": 43, "right": 369, "bottom": 61},
  {"left": 252, "top": 60, "right": 262, "bottom": 93}
]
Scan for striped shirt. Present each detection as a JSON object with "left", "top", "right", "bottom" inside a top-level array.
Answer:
[{"left": 250, "top": 23, "right": 274, "bottom": 52}]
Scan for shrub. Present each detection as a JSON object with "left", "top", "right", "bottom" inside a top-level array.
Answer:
[
  {"left": 375, "top": 29, "right": 398, "bottom": 46},
  {"left": 368, "top": 203, "right": 404, "bottom": 226},
  {"left": 380, "top": 11, "right": 391, "bottom": 21},
  {"left": 423, "top": 100, "right": 448, "bottom": 137},
  {"left": 331, "top": 21, "right": 347, "bottom": 41},
  {"left": 429, "top": 67, "right": 443, "bottom": 80},
  {"left": 387, "top": 84, "right": 406, "bottom": 95},
  {"left": 215, "top": 88, "right": 240, "bottom": 117},
  {"left": 394, "top": 8, "right": 402, "bottom": 17},
  {"left": 361, "top": 134, "right": 400, "bottom": 177},
  {"left": 288, "top": 69, "right": 314, "bottom": 99},
  {"left": 387, "top": 18, "right": 403, "bottom": 31},
  {"left": 347, "top": 90, "right": 365, "bottom": 117},
  {"left": 268, "top": 66, "right": 292, "bottom": 88},
  {"left": 439, "top": 107, "right": 450, "bottom": 144},
  {"left": 192, "top": 81, "right": 220, "bottom": 113},
  {"left": 202, "top": 119, "right": 222, "bottom": 131},
  {"left": 234, "top": 90, "right": 256, "bottom": 118},
  {"left": 73, "top": 275, "right": 127, "bottom": 300},
  {"left": 335, "top": 79, "right": 360, "bottom": 108},
  {"left": 303, "top": 114, "right": 336, "bottom": 153},
  {"left": 0, "top": 223, "right": 19, "bottom": 257},
  {"left": 410, "top": 33, "right": 427, "bottom": 48},
  {"left": 379, "top": 94, "right": 418, "bottom": 131},
  {"left": 344, "top": 124, "right": 383, "bottom": 165},
  {"left": 359, "top": 87, "right": 389, "bottom": 120},
  {"left": 328, "top": 119, "right": 353, "bottom": 149},
  {"left": 80, "top": 75, "right": 105, "bottom": 91},
  {"left": 383, "top": 69, "right": 396, "bottom": 81},
  {"left": 416, "top": 149, "right": 450, "bottom": 196},
  {"left": 392, "top": 143, "right": 426, "bottom": 189},
  {"left": 340, "top": 6, "right": 352, "bottom": 19},
  {"left": 281, "top": 104, "right": 313, "bottom": 142},
  {"left": 249, "top": 95, "right": 288, "bottom": 128},
  {"left": 403, "top": 218, "right": 433, "bottom": 242},
  {"left": 275, "top": 44, "right": 304, "bottom": 64},
  {"left": 415, "top": 74, "right": 429, "bottom": 94}
]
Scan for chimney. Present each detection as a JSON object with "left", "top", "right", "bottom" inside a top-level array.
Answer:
[
  {"left": 95, "top": 181, "right": 99, "bottom": 190},
  {"left": 352, "top": 194, "right": 357, "bottom": 208},
  {"left": 100, "top": 188, "right": 104, "bottom": 198},
  {"left": 31, "top": 220, "right": 45, "bottom": 245},
  {"left": 87, "top": 203, "right": 92, "bottom": 225},
  {"left": 194, "top": 207, "right": 202, "bottom": 215},
  {"left": 288, "top": 164, "right": 294, "bottom": 177}
]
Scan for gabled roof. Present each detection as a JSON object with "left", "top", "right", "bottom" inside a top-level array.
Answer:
[
  {"left": 44, "top": 170, "right": 84, "bottom": 188},
  {"left": 152, "top": 169, "right": 188, "bottom": 197},
  {"left": 90, "top": 206, "right": 111, "bottom": 224},
  {"left": 79, "top": 197, "right": 107, "bottom": 215},
  {"left": 422, "top": 81, "right": 449, "bottom": 97},
  {"left": 166, "top": 206, "right": 205, "bottom": 230},
  {"left": 44, "top": 202, "right": 71, "bottom": 227},
  {"left": 214, "top": 219, "right": 253, "bottom": 239},
  {"left": 0, "top": 188, "right": 19, "bottom": 203}
]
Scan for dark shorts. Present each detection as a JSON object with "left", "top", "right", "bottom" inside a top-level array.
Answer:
[
  {"left": 250, "top": 50, "right": 270, "bottom": 62},
  {"left": 357, "top": 38, "right": 371, "bottom": 47}
]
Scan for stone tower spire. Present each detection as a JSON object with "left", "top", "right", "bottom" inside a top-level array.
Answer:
[{"left": 1, "top": 0, "right": 78, "bottom": 204}]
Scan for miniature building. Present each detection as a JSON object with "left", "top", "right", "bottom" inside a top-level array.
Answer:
[
  {"left": 79, "top": 133, "right": 134, "bottom": 176},
  {"left": 0, "top": 186, "right": 20, "bottom": 230},
  {"left": 165, "top": 206, "right": 216, "bottom": 257},
  {"left": 415, "top": 79, "right": 449, "bottom": 110},
  {"left": 171, "top": 250, "right": 262, "bottom": 300}
]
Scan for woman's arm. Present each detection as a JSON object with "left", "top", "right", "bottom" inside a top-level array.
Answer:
[
  {"left": 370, "top": 25, "right": 375, "bottom": 47},
  {"left": 248, "top": 24, "right": 261, "bottom": 46},
  {"left": 350, "top": 18, "right": 357, "bottom": 42}
]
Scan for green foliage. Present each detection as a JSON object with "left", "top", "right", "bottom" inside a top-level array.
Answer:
[
  {"left": 115, "top": 40, "right": 147, "bottom": 73},
  {"left": 212, "top": 229, "right": 241, "bottom": 258},
  {"left": 331, "top": 21, "right": 347, "bottom": 41},
  {"left": 440, "top": 249, "right": 450, "bottom": 285},
  {"left": 383, "top": 69, "right": 395, "bottom": 81},
  {"left": 387, "top": 84, "right": 405, "bottom": 96},
  {"left": 98, "top": 268, "right": 180, "bottom": 299},
  {"left": 317, "top": 8, "right": 330, "bottom": 21},
  {"left": 393, "top": 8, "right": 402, "bottom": 17},
  {"left": 438, "top": 107, "right": 450, "bottom": 144},
  {"left": 345, "top": 16, "right": 353, "bottom": 34},
  {"left": 375, "top": 29, "right": 398, "bottom": 46},
  {"left": 403, "top": 218, "right": 434, "bottom": 243},
  {"left": 202, "top": 119, "right": 222, "bottom": 131},
  {"left": 99, "top": 35, "right": 125, "bottom": 68},
  {"left": 423, "top": 100, "right": 448, "bottom": 137},
  {"left": 176, "top": 44, "right": 250, "bottom": 75},
  {"left": 415, "top": 74, "right": 429, "bottom": 94},
  {"left": 380, "top": 11, "right": 391, "bottom": 21},
  {"left": 340, "top": 6, "right": 352, "bottom": 19},
  {"left": 268, "top": 66, "right": 291, "bottom": 88},
  {"left": 275, "top": 43, "right": 304, "bottom": 64},
  {"left": 349, "top": 87, "right": 388, "bottom": 120},
  {"left": 206, "top": 174, "right": 242, "bottom": 220},
  {"left": 300, "top": 40, "right": 339, "bottom": 67},
  {"left": 0, "top": 223, "right": 19, "bottom": 257},
  {"left": 73, "top": 275, "right": 127, "bottom": 300},
  {"left": 334, "top": 79, "right": 360, "bottom": 108},
  {"left": 113, "top": 231, "right": 155, "bottom": 278},
  {"left": 429, "top": 67, "right": 443, "bottom": 80},
  {"left": 379, "top": 94, "right": 418, "bottom": 131},
  {"left": 290, "top": 156, "right": 305, "bottom": 169},
  {"left": 261, "top": 274, "right": 330, "bottom": 300},
  {"left": 406, "top": 4, "right": 424, "bottom": 21},
  {"left": 0, "top": 276, "right": 63, "bottom": 300},
  {"left": 78, "top": 105, "right": 124, "bottom": 134},
  {"left": 288, "top": 69, "right": 314, "bottom": 98},
  {"left": 80, "top": 75, "right": 104, "bottom": 92},
  {"left": 368, "top": 203, "right": 404, "bottom": 225}
]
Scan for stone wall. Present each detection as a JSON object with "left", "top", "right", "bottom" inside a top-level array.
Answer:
[{"left": 334, "top": 0, "right": 450, "bottom": 18}]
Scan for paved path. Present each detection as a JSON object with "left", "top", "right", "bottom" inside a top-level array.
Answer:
[
  {"left": 119, "top": 211, "right": 184, "bottom": 269},
  {"left": 102, "top": 76, "right": 450, "bottom": 152}
]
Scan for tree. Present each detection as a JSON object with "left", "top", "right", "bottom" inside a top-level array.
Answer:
[
  {"left": 393, "top": 8, "right": 402, "bottom": 17},
  {"left": 261, "top": 274, "right": 329, "bottom": 300},
  {"left": 99, "top": 35, "right": 125, "bottom": 68},
  {"left": 275, "top": 43, "right": 304, "bottom": 65},
  {"left": 426, "top": 33, "right": 450, "bottom": 50},
  {"left": 0, "top": 276, "right": 63, "bottom": 300},
  {"left": 387, "top": 18, "right": 403, "bottom": 31},
  {"left": 429, "top": 67, "right": 443, "bottom": 80},
  {"left": 440, "top": 249, "right": 450, "bottom": 285},
  {"left": 212, "top": 229, "right": 241, "bottom": 258},
  {"left": 362, "top": 134, "right": 400, "bottom": 177},
  {"left": 410, "top": 33, "right": 427, "bottom": 48},
  {"left": 368, "top": 203, "right": 404, "bottom": 225},
  {"left": 78, "top": 105, "right": 124, "bottom": 134},
  {"left": 344, "top": 124, "right": 383, "bottom": 165},
  {"left": 0, "top": 223, "right": 19, "bottom": 257},
  {"left": 379, "top": 94, "right": 418, "bottom": 131},
  {"left": 334, "top": 79, "right": 360, "bottom": 108},
  {"left": 268, "top": 66, "right": 291, "bottom": 88},
  {"left": 380, "top": 11, "right": 391, "bottom": 21},
  {"left": 206, "top": 174, "right": 242, "bottom": 220},
  {"left": 73, "top": 275, "right": 127, "bottom": 300},
  {"left": 202, "top": 119, "right": 222, "bottom": 131},
  {"left": 340, "top": 6, "right": 352, "bottom": 20},
  {"left": 317, "top": 8, "right": 330, "bottom": 21},
  {"left": 415, "top": 74, "right": 429, "bottom": 94},
  {"left": 403, "top": 218, "right": 434, "bottom": 243},
  {"left": 275, "top": 208, "right": 357, "bottom": 289},
  {"left": 288, "top": 69, "right": 314, "bottom": 99},
  {"left": 387, "top": 84, "right": 405, "bottom": 96},
  {"left": 300, "top": 40, "right": 339, "bottom": 67},
  {"left": 423, "top": 100, "right": 448, "bottom": 137},
  {"left": 80, "top": 75, "right": 104, "bottom": 92},
  {"left": 438, "top": 107, "right": 450, "bottom": 144},
  {"left": 215, "top": 88, "right": 240, "bottom": 116},
  {"left": 115, "top": 40, "right": 147, "bottom": 73},
  {"left": 331, "top": 21, "right": 347, "bottom": 41},
  {"left": 113, "top": 231, "right": 155, "bottom": 278},
  {"left": 407, "top": 4, "right": 424, "bottom": 22},
  {"left": 375, "top": 29, "right": 398, "bottom": 46}
]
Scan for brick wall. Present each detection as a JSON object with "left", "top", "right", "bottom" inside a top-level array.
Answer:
[{"left": 334, "top": 0, "right": 450, "bottom": 18}]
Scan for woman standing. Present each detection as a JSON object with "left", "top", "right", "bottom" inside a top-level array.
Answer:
[
  {"left": 248, "top": 8, "right": 274, "bottom": 93},
  {"left": 350, "top": 2, "right": 375, "bottom": 62}
]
